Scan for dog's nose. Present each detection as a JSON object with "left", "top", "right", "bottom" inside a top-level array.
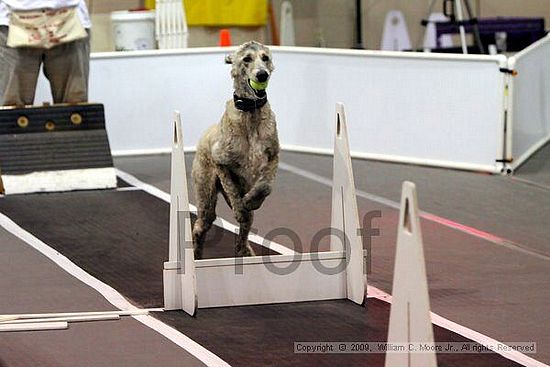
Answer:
[{"left": 256, "top": 70, "right": 269, "bottom": 82}]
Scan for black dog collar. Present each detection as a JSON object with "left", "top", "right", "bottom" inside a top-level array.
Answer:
[{"left": 233, "top": 93, "right": 267, "bottom": 112}]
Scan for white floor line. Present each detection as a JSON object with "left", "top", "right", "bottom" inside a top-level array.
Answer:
[
  {"left": 0, "top": 212, "right": 230, "bottom": 367},
  {"left": 115, "top": 168, "right": 296, "bottom": 256},
  {"left": 366, "top": 285, "right": 549, "bottom": 367},
  {"left": 116, "top": 186, "right": 142, "bottom": 192},
  {"left": 510, "top": 176, "right": 550, "bottom": 192},
  {"left": 279, "top": 161, "right": 550, "bottom": 262}
]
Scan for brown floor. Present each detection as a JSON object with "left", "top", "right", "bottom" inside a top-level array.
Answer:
[
  {"left": 114, "top": 150, "right": 550, "bottom": 365},
  {"left": 0, "top": 148, "right": 548, "bottom": 366},
  {"left": 0, "top": 227, "right": 207, "bottom": 367},
  {"left": 0, "top": 190, "right": 276, "bottom": 309},
  {"left": 0, "top": 186, "right": 528, "bottom": 367},
  {"left": 156, "top": 299, "right": 523, "bottom": 367}
]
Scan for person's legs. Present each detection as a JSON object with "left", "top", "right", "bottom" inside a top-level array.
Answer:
[
  {"left": 0, "top": 26, "right": 42, "bottom": 106},
  {"left": 43, "top": 32, "right": 90, "bottom": 103}
]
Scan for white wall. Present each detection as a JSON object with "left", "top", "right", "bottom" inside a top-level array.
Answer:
[
  {"left": 35, "top": 47, "right": 507, "bottom": 173},
  {"left": 36, "top": 48, "right": 232, "bottom": 155}
]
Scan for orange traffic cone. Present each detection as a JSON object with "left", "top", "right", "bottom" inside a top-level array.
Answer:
[{"left": 219, "top": 29, "right": 232, "bottom": 47}]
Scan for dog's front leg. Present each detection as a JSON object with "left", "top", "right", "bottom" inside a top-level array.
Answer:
[
  {"left": 234, "top": 209, "right": 255, "bottom": 257},
  {"left": 215, "top": 165, "right": 248, "bottom": 222},
  {"left": 243, "top": 154, "right": 279, "bottom": 211}
]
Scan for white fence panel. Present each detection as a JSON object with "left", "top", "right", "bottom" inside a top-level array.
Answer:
[
  {"left": 270, "top": 48, "right": 506, "bottom": 172},
  {"left": 508, "top": 35, "right": 550, "bottom": 170},
  {"left": 35, "top": 47, "right": 507, "bottom": 172}
]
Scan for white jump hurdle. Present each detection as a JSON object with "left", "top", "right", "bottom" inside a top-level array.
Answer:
[
  {"left": 385, "top": 182, "right": 437, "bottom": 367},
  {"left": 163, "top": 104, "right": 367, "bottom": 315}
]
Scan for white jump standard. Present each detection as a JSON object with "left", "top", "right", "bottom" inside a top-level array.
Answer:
[
  {"left": 163, "top": 104, "right": 367, "bottom": 315},
  {"left": 385, "top": 182, "right": 437, "bottom": 367}
]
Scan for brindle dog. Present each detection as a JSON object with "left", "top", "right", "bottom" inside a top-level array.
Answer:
[{"left": 191, "top": 41, "right": 279, "bottom": 258}]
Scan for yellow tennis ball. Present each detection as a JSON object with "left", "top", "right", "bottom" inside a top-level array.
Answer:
[{"left": 249, "top": 79, "right": 268, "bottom": 91}]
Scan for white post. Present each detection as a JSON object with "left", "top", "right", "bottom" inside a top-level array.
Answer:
[
  {"left": 385, "top": 182, "right": 437, "bottom": 367},
  {"left": 280, "top": 1, "right": 295, "bottom": 46},
  {"left": 330, "top": 103, "right": 366, "bottom": 305},
  {"left": 155, "top": 0, "right": 161, "bottom": 48},
  {"left": 455, "top": 0, "right": 468, "bottom": 54},
  {"left": 155, "top": 0, "right": 164, "bottom": 49},
  {"left": 177, "top": 0, "right": 189, "bottom": 48},
  {"left": 503, "top": 56, "right": 516, "bottom": 173},
  {"left": 170, "top": 0, "right": 175, "bottom": 48},
  {"left": 163, "top": 111, "right": 197, "bottom": 315}
]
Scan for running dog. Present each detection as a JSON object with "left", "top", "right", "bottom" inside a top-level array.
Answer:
[{"left": 191, "top": 41, "right": 279, "bottom": 259}]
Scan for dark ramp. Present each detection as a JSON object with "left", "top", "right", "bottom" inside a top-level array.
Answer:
[
  {"left": 155, "top": 299, "right": 523, "bottom": 367},
  {"left": 0, "top": 190, "right": 276, "bottom": 308},
  {"left": 0, "top": 104, "right": 113, "bottom": 174}
]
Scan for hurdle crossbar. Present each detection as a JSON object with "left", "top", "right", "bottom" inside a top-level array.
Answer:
[
  {"left": 0, "top": 322, "right": 68, "bottom": 332},
  {"left": 0, "top": 309, "right": 152, "bottom": 321},
  {"left": 163, "top": 104, "right": 367, "bottom": 315},
  {"left": 0, "top": 315, "right": 120, "bottom": 325}
]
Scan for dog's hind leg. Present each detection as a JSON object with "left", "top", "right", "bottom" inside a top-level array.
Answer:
[
  {"left": 192, "top": 170, "right": 218, "bottom": 259},
  {"left": 214, "top": 166, "right": 255, "bottom": 256}
]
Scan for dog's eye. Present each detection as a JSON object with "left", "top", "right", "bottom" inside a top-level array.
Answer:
[
  {"left": 243, "top": 56, "right": 252, "bottom": 63},
  {"left": 261, "top": 55, "right": 270, "bottom": 62}
]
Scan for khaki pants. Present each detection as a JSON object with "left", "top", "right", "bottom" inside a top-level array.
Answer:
[{"left": 0, "top": 26, "right": 90, "bottom": 106}]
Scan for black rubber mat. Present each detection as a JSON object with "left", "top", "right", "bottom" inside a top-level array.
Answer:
[
  {"left": 0, "top": 188, "right": 526, "bottom": 367},
  {"left": 117, "top": 177, "right": 130, "bottom": 187},
  {"left": 155, "top": 298, "right": 523, "bottom": 367},
  {"left": 0, "top": 190, "right": 277, "bottom": 308}
]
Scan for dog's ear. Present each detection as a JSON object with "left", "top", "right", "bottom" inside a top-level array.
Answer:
[{"left": 225, "top": 54, "right": 233, "bottom": 64}]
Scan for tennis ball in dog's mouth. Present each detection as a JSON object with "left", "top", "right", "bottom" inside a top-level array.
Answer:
[{"left": 249, "top": 79, "right": 269, "bottom": 91}]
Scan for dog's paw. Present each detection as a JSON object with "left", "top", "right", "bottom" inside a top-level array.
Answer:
[
  {"left": 244, "top": 183, "right": 271, "bottom": 210},
  {"left": 235, "top": 242, "right": 256, "bottom": 257},
  {"left": 244, "top": 198, "right": 263, "bottom": 211},
  {"left": 194, "top": 247, "right": 203, "bottom": 260}
]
